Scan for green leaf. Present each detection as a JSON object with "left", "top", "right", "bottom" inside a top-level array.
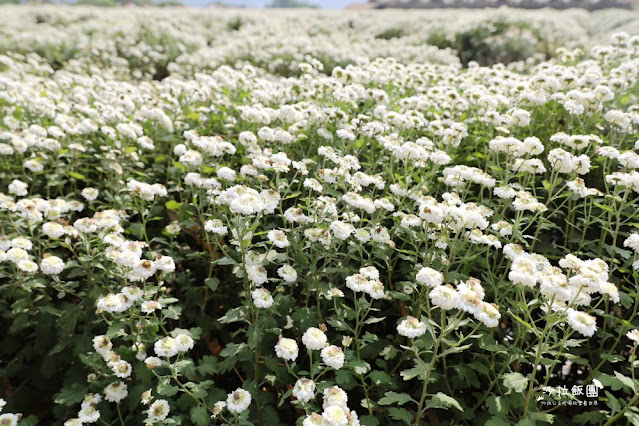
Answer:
[
  {"left": 509, "top": 312, "right": 534, "bottom": 331},
  {"left": 388, "top": 407, "right": 413, "bottom": 424},
  {"left": 401, "top": 367, "right": 424, "bottom": 381},
  {"left": 369, "top": 370, "right": 393, "bottom": 386},
  {"left": 17, "top": 415, "right": 39, "bottom": 426},
  {"left": 594, "top": 202, "right": 614, "bottom": 213},
  {"left": 429, "top": 392, "right": 463, "bottom": 412},
  {"left": 573, "top": 410, "right": 606, "bottom": 425},
  {"left": 624, "top": 411, "right": 639, "bottom": 425},
  {"left": 596, "top": 373, "right": 625, "bottom": 391},
  {"left": 360, "top": 415, "right": 381, "bottom": 426},
  {"left": 157, "top": 377, "right": 179, "bottom": 397},
  {"left": 377, "top": 391, "right": 413, "bottom": 406},
  {"left": 335, "top": 369, "right": 357, "bottom": 390},
  {"left": 190, "top": 406, "right": 209, "bottom": 426},
  {"left": 205, "top": 277, "right": 219, "bottom": 292},
  {"left": 614, "top": 372, "right": 637, "bottom": 391},
  {"left": 350, "top": 359, "right": 370, "bottom": 375},
  {"left": 54, "top": 383, "right": 88, "bottom": 406},
  {"left": 486, "top": 396, "right": 504, "bottom": 415},
  {"left": 68, "top": 171, "right": 86, "bottom": 181},
  {"left": 165, "top": 200, "right": 182, "bottom": 210},
  {"left": 604, "top": 390, "right": 621, "bottom": 413},
  {"left": 326, "top": 318, "right": 352, "bottom": 332},
  {"left": 247, "top": 325, "right": 259, "bottom": 350},
  {"left": 220, "top": 342, "right": 247, "bottom": 358},
  {"left": 527, "top": 412, "right": 554, "bottom": 423},
  {"left": 486, "top": 416, "right": 511, "bottom": 426},
  {"left": 219, "top": 306, "right": 248, "bottom": 324},
  {"left": 197, "top": 355, "right": 219, "bottom": 376},
  {"left": 503, "top": 372, "right": 529, "bottom": 394}
]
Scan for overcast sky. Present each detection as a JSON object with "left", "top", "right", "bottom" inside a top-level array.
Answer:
[{"left": 202, "top": 0, "right": 368, "bottom": 7}]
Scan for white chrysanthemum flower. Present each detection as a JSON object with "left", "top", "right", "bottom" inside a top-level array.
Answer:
[
  {"left": 110, "top": 360, "right": 132, "bottom": 378},
  {"left": 0, "top": 414, "right": 19, "bottom": 426},
  {"left": 267, "top": 229, "right": 290, "bottom": 248},
  {"left": 78, "top": 405, "right": 100, "bottom": 423},
  {"left": 304, "top": 178, "right": 324, "bottom": 192},
  {"left": 144, "top": 357, "right": 162, "bottom": 370},
  {"left": 6, "top": 248, "right": 28, "bottom": 263},
  {"left": 366, "top": 280, "right": 385, "bottom": 300},
  {"left": 81, "top": 393, "right": 102, "bottom": 408},
  {"left": 212, "top": 401, "right": 226, "bottom": 418},
  {"left": 358, "top": 266, "right": 379, "bottom": 280},
  {"left": 128, "top": 259, "right": 157, "bottom": 282},
  {"left": 227, "top": 388, "right": 251, "bottom": 414},
  {"left": 292, "top": 379, "right": 316, "bottom": 403},
  {"left": 73, "top": 218, "right": 98, "bottom": 234},
  {"left": 302, "top": 327, "right": 328, "bottom": 350},
  {"left": 371, "top": 226, "right": 392, "bottom": 244},
  {"left": 278, "top": 264, "right": 298, "bottom": 283},
  {"left": 92, "top": 335, "right": 112, "bottom": 356},
  {"left": 330, "top": 221, "right": 355, "bottom": 240},
  {"left": 205, "top": 219, "right": 228, "bottom": 235},
  {"left": 566, "top": 309, "right": 597, "bottom": 337},
  {"left": 458, "top": 287, "right": 483, "bottom": 315},
  {"left": 275, "top": 337, "right": 299, "bottom": 361},
  {"left": 40, "top": 255, "right": 65, "bottom": 275},
  {"left": 97, "top": 293, "right": 130, "bottom": 313},
  {"left": 509, "top": 257, "right": 538, "bottom": 287},
  {"left": 415, "top": 267, "right": 443, "bottom": 287},
  {"left": 17, "top": 260, "right": 38, "bottom": 273},
  {"left": 165, "top": 222, "right": 181, "bottom": 235},
  {"left": 229, "top": 192, "right": 265, "bottom": 215},
  {"left": 154, "top": 337, "right": 179, "bottom": 358},
  {"left": 252, "top": 287, "right": 274, "bottom": 309},
  {"left": 104, "top": 381, "right": 128, "bottom": 403},
  {"left": 11, "top": 237, "right": 32, "bottom": 250},
  {"left": 303, "top": 413, "right": 325, "bottom": 426},
  {"left": 217, "top": 167, "right": 237, "bottom": 181},
  {"left": 397, "top": 316, "right": 427, "bottom": 338},
  {"left": 475, "top": 303, "right": 501, "bottom": 327},
  {"left": 345, "top": 274, "right": 371, "bottom": 293},
  {"left": 323, "top": 386, "right": 348, "bottom": 410},
  {"left": 627, "top": 329, "right": 639, "bottom": 344},
  {"left": 8, "top": 179, "right": 28, "bottom": 197},
  {"left": 82, "top": 187, "right": 99, "bottom": 201},
  {"left": 42, "top": 222, "right": 66, "bottom": 239},
  {"left": 147, "top": 399, "right": 170, "bottom": 422},
  {"left": 428, "top": 284, "right": 459, "bottom": 310},
  {"left": 141, "top": 301, "right": 162, "bottom": 314},
  {"left": 155, "top": 256, "right": 175, "bottom": 273},
  {"left": 175, "top": 334, "right": 194, "bottom": 352},
  {"left": 624, "top": 233, "right": 639, "bottom": 252},
  {"left": 321, "top": 345, "right": 345, "bottom": 369},
  {"left": 493, "top": 185, "right": 516, "bottom": 199},
  {"left": 247, "top": 264, "right": 268, "bottom": 285},
  {"left": 322, "top": 405, "right": 348, "bottom": 426}
]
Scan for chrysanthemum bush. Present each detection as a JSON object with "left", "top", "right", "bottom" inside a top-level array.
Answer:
[{"left": 1, "top": 6, "right": 639, "bottom": 426}]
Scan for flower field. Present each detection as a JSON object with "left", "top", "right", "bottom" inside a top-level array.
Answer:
[{"left": 1, "top": 5, "right": 639, "bottom": 426}]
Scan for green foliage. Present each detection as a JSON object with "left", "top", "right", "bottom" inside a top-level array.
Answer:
[{"left": 427, "top": 20, "right": 549, "bottom": 66}]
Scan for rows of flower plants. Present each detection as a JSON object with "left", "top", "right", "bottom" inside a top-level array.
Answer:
[{"left": 1, "top": 6, "right": 639, "bottom": 426}]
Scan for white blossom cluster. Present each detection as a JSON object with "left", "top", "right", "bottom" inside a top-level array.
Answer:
[{"left": 0, "top": 6, "right": 638, "bottom": 426}]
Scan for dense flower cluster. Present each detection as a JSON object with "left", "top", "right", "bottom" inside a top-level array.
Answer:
[{"left": 0, "top": 6, "right": 638, "bottom": 426}]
